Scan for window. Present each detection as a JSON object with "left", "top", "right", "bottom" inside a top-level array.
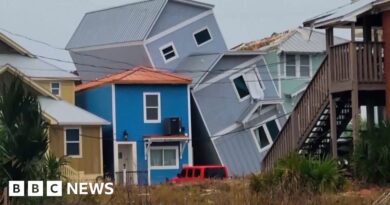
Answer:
[
  {"left": 65, "top": 128, "right": 81, "bottom": 157},
  {"left": 300, "top": 55, "right": 310, "bottom": 77},
  {"left": 254, "top": 126, "right": 270, "bottom": 149},
  {"left": 160, "top": 43, "right": 178, "bottom": 63},
  {"left": 144, "top": 93, "right": 161, "bottom": 123},
  {"left": 286, "top": 55, "right": 296, "bottom": 77},
  {"left": 232, "top": 68, "right": 264, "bottom": 101},
  {"left": 187, "top": 169, "right": 193, "bottom": 177},
  {"left": 194, "top": 169, "right": 201, "bottom": 177},
  {"left": 51, "top": 82, "right": 60, "bottom": 96},
  {"left": 233, "top": 76, "right": 250, "bottom": 99},
  {"left": 253, "top": 119, "right": 281, "bottom": 151},
  {"left": 194, "top": 28, "right": 212, "bottom": 46},
  {"left": 150, "top": 147, "right": 178, "bottom": 169},
  {"left": 266, "top": 120, "right": 280, "bottom": 141}
]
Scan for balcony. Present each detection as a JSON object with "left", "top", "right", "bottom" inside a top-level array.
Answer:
[{"left": 329, "top": 42, "right": 385, "bottom": 93}]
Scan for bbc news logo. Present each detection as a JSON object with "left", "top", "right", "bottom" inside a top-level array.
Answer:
[{"left": 9, "top": 181, "right": 114, "bottom": 197}]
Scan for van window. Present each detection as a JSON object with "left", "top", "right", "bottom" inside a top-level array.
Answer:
[
  {"left": 204, "top": 168, "right": 226, "bottom": 179},
  {"left": 187, "top": 169, "right": 193, "bottom": 177},
  {"left": 194, "top": 169, "right": 201, "bottom": 177},
  {"left": 179, "top": 169, "right": 187, "bottom": 177}
]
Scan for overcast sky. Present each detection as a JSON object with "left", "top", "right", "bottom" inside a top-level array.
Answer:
[{"left": 0, "top": 0, "right": 350, "bottom": 70}]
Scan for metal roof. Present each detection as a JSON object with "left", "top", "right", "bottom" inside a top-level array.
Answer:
[
  {"left": 66, "top": 0, "right": 167, "bottom": 49},
  {"left": 238, "top": 27, "right": 347, "bottom": 53},
  {"left": 39, "top": 96, "right": 110, "bottom": 126},
  {"left": 303, "top": 0, "right": 383, "bottom": 28},
  {"left": 66, "top": 0, "right": 214, "bottom": 49},
  {"left": 0, "top": 54, "right": 78, "bottom": 80}
]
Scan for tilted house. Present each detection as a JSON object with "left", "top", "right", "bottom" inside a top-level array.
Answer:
[
  {"left": 0, "top": 32, "right": 109, "bottom": 181},
  {"left": 235, "top": 27, "right": 346, "bottom": 113},
  {"left": 75, "top": 67, "right": 192, "bottom": 185},
  {"left": 67, "top": 0, "right": 285, "bottom": 176},
  {"left": 178, "top": 52, "right": 286, "bottom": 175}
]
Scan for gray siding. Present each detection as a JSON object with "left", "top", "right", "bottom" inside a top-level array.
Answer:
[
  {"left": 193, "top": 57, "right": 280, "bottom": 135},
  {"left": 146, "top": 14, "right": 227, "bottom": 71},
  {"left": 70, "top": 45, "right": 151, "bottom": 81},
  {"left": 148, "top": 1, "right": 209, "bottom": 37}
]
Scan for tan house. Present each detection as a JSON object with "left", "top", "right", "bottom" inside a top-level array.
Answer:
[{"left": 0, "top": 32, "right": 109, "bottom": 181}]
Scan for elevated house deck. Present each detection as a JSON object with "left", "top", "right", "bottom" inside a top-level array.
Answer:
[{"left": 263, "top": 0, "right": 390, "bottom": 170}]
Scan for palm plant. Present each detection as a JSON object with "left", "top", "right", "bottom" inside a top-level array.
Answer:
[{"left": 0, "top": 78, "right": 49, "bottom": 187}]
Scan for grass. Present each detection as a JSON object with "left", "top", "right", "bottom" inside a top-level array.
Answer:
[{"left": 54, "top": 178, "right": 384, "bottom": 205}]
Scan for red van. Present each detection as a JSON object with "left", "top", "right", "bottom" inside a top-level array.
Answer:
[{"left": 171, "top": 165, "right": 228, "bottom": 183}]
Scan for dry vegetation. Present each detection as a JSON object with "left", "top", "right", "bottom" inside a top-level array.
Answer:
[{"left": 57, "top": 179, "right": 386, "bottom": 205}]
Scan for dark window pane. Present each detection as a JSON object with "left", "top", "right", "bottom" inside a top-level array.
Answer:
[
  {"left": 51, "top": 83, "right": 60, "bottom": 89},
  {"left": 180, "top": 169, "right": 187, "bottom": 177},
  {"left": 300, "top": 55, "right": 310, "bottom": 77},
  {"left": 300, "top": 55, "right": 310, "bottom": 65},
  {"left": 146, "top": 108, "right": 158, "bottom": 120},
  {"left": 255, "top": 126, "right": 270, "bottom": 149},
  {"left": 286, "top": 55, "right": 295, "bottom": 65},
  {"left": 233, "top": 76, "right": 249, "bottom": 99},
  {"left": 146, "top": 95, "right": 158, "bottom": 107},
  {"left": 194, "top": 169, "right": 201, "bottom": 177},
  {"left": 204, "top": 168, "right": 225, "bottom": 179},
  {"left": 165, "top": 52, "right": 176, "bottom": 60},
  {"left": 187, "top": 169, "right": 193, "bottom": 177},
  {"left": 267, "top": 120, "right": 280, "bottom": 141},
  {"left": 66, "top": 143, "right": 79, "bottom": 156},
  {"left": 194, "top": 29, "right": 211, "bottom": 45},
  {"left": 66, "top": 129, "right": 79, "bottom": 141},
  {"left": 162, "top": 46, "right": 174, "bottom": 54}
]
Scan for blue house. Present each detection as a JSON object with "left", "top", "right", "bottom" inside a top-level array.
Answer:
[{"left": 75, "top": 67, "right": 192, "bottom": 184}]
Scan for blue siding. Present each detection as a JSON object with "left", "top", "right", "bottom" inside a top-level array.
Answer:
[
  {"left": 115, "top": 84, "right": 190, "bottom": 184},
  {"left": 146, "top": 14, "right": 227, "bottom": 71},
  {"left": 75, "top": 84, "right": 114, "bottom": 173}
]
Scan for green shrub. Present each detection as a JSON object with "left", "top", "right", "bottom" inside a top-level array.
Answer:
[
  {"left": 353, "top": 121, "right": 390, "bottom": 184},
  {"left": 251, "top": 153, "right": 344, "bottom": 194}
]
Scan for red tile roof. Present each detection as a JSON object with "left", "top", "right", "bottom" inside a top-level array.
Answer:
[{"left": 76, "top": 67, "right": 192, "bottom": 91}]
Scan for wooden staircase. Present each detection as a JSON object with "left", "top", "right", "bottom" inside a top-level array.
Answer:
[{"left": 262, "top": 41, "right": 385, "bottom": 171}]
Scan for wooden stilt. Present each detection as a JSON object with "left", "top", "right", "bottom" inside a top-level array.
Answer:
[{"left": 329, "top": 94, "right": 338, "bottom": 158}]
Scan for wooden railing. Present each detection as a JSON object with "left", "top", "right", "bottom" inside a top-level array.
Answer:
[
  {"left": 356, "top": 42, "right": 384, "bottom": 83},
  {"left": 262, "top": 56, "right": 330, "bottom": 171},
  {"left": 61, "top": 165, "right": 100, "bottom": 182},
  {"left": 330, "top": 42, "right": 384, "bottom": 84}
]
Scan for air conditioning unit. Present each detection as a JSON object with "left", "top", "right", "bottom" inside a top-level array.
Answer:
[{"left": 164, "top": 117, "right": 181, "bottom": 135}]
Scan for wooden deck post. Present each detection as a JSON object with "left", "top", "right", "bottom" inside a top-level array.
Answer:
[
  {"left": 329, "top": 94, "right": 338, "bottom": 158},
  {"left": 350, "top": 23, "right": 360, "bottom": 149}
]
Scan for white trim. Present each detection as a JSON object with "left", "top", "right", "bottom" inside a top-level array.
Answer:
[
  {"left": 64, "top": 127, "right": 82, "bottom": 158},
  {"left": 290, "top": 85, "right": 308, "bottom": 98},
  {"left": 284, "top": 53, "right": 312, "bottom": 78},
  {"left": 145, "top": 10, "right": 213, "bottom": 44},
  {"left": 250, "top": 115, "right": 281, "bottom": 153},
  {"left": 213, "top": 123, "right": 241, "bottom": 136},
  {"left": 70, "top": 41, "right": 144, "bottom": 52},
  {"left": 187, "top": 85, "right": 193, "bottom": 166},
  {"left": 50, "top": 81, "right": 61, "bottom": 97},
  {"left": 112, "top": 84, "right": 118, "bottom": 179},
  {"left": 229, "top": 66, "right": 265, "bottom": 102},
  {"left": 144, "top": 44, "right": 156, "bottom": 68},
  {"left": 143, "top": 92, "right": 161, "bottom": 123},
  {"left": 149, "top": 146, "right": 179, "bottom": 170},
  {"left": 193, "top": 26, "right": 213, "bottom": 47},
  {"left": 159, "top": 42, "right": 179, "bottom": 64}
]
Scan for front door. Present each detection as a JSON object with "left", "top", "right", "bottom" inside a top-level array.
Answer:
[{"left": 117, "top": 144, "right": 136, "bottom": 184}]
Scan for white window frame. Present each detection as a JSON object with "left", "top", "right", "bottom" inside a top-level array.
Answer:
[
  {"left": 50, "top": 82, "right": 61, "bottom": 96},
  {"left": 193, "top": 26, "right": 213, "bottom": 47},
  {"left": 159, "top": 42, "right": 179, "bottom": 63},
  {"left": 230, "top": 67, "right": 265, "bottom": 102},
  {"left": 143, "top": 92, "right": 161, "bottom": 123},
  {"left": 149, "top": 146, "right": 179, "bottom": 170},
  {"left": 64, "top": 127, "right": 82, "bottom": 158},
  {"left": 251, "top": 117, "right": 281, "bottom": 152},
  {"left": 284, "top": 54, "right": 312, "bottom": 78}
]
